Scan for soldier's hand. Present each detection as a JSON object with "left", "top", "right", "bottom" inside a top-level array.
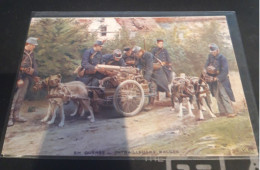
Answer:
[
  {"left": 24, "top": 67, "right": 35, "bottom": 75},
  {"left": 126, "top": 60, "right": 135, "bottom": 65},
  {"left": 33, "top": 76, "right": 41, "bottom": 82}
]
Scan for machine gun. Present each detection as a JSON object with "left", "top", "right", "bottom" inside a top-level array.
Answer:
[{"left": 95, "top": 64, "right": 139, "bottom": 76}]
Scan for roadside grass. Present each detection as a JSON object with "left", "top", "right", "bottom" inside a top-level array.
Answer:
[{"left": 133, "top": 111, "right": 258, "bottom": 156}]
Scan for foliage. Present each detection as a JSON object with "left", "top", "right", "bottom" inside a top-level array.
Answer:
[{"left": 28, "top": 18, "right": 96, "bottom": 79}]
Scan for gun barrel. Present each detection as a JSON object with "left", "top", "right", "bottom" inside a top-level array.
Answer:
[
  {"left": 96, "top": 64, "right": 121, "bottom": 70},
  {"left": 96, "top": 64, "right": 138, "bottom": 74}
]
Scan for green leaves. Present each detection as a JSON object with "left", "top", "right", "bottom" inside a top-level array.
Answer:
[{"left": 28, "top": 18, "right": 96, "bottom": 78}]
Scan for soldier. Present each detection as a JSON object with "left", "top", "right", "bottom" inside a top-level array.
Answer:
[
  {"left": 133, "top": 46, "right": 168, "bottom": 109},
  {"left": 204, "top": 43, "right": 236, "bottom": 117},
  {"left": 102, "top": 49, "right": 126, "bottom": 66},
  {"left": 8, "top": 37, "right": 40, "bottom": 126},
  {"left": 152, "top": 38, "right": 173, "bottom": 97},
  {"left": 122, "top": 47, "right": 136, "bottom": 67},
  {"left": 77, "top": 40, "right": 106, "bottom": 86}
]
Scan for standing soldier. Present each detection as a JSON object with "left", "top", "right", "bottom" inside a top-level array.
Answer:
[
  {"left": 122, "top": 47, "right": 136, "bottom": 67},
  {"left": 133, "top": 46, "right": 168, "bottom": 109},
  {"left": 152, "top": 38, "right": 173, "bottom": 97},
  {"left": 204, "top": 43, "right": 236, "bottom": 117},
  {"left": 77, "top": 40, "right": 106, "bottom": 86},
  {"left": 8, "top": 37, "right": 40, "bottom": 126},
  {"left": 102, "top": 49, "right": 126, "bottom": 66}
]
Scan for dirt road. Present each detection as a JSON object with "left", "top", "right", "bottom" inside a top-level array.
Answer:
[{"left": 2, "top": 72, "right": 257, "bottom": 157}]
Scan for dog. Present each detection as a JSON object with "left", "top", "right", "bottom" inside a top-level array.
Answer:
[
  {"left": 35, "top": 74, "right": 94, "bottom": 127},
  {"left": 190, "top": 74, "right": 216, "bottom": 120},
  {"left": 171, "top": 77, "right": 195, "bottom": 118}
]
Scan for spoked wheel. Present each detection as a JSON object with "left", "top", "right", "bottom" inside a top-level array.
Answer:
[
  {"left": 101, "top": 77, "right": 117, "bottom": 88},
  {"left": 113, "top": 80, "right": 145, "bottom": 117}
]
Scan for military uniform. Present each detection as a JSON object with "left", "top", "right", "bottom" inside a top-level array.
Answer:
[
  {"left": 151, "top": 47, "right": 173, "bottom": 83},
  {"left": 77, "top": 48, "right": 105, "bottom": 86},
  {"left": 9, "top": 48, "right": 38, "bottom": 126},
  {"left": 136, "top": 52, "right": 153, "bottom": 81},
  {"left": 103, "top": 54, "right": 126, "bottom": 66},
  {"left": 204, "top": 53, "right": 235, "bottom": 115},
  {"left": 137, "top": 52, "right": 169, "bottom": 93},
  {"left": 122, "top": 53, "right": 136, "bottom": 67}
]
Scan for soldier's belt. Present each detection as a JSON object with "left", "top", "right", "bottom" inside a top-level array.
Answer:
[{"left": 20, "top": 67, "right": 34, "bottom": 75}]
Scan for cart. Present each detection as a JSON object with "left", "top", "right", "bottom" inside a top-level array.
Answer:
[{"left": 88, "top": 64, "right": 157, "bottom": 117}]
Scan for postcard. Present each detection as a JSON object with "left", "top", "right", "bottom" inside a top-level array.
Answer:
[{"left": 1, "top": 13, "right": 258, "bottom": 158}]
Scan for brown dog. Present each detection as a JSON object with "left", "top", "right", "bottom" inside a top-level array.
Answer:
[{"left": 37, "top": 74, "right": 94, "bottom": 127}]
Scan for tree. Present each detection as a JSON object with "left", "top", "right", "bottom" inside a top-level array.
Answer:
[{"left": 28, "top": 18, "right": 96, "bottom": 80}]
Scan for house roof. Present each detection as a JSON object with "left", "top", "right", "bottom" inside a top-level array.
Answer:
[{"left": 115, "top": 18, "right": 160, "bottom": 31}]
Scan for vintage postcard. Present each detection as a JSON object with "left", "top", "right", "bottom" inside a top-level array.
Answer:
[{"left": 1, "top": 13, "right": 258, "bottom": 158}]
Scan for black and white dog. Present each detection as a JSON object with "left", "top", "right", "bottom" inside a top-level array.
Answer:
[
  {"left": 171, "top": 77, "right": 195, "bottom": 118},
  {"left": 170, "top": 73, "right": 216, "bottom": 120},
  {"left": 190, "top": 74, "right": 216, "bottom": 120}
]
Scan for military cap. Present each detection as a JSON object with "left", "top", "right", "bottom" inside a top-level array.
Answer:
[
  {"left": 209, "top": 43, "right": 219, "bottom": 52},
  {"left": 132, "top": 46, "right": 141, "bottom": 53},
  {"left": 94, "top": 40, "right": 103, "bottom": 46},
  {"left": 123, "top": 47, "right": 131, "bottom": 52},
  {"left": 26, "top": 37, "right": 38, "bottom": 46},
  {"left": 113, "top": 49, "right": 122, "bottom": 59},
  {"left": 157, "top": 38, "right": 164, "bottom": 42}
]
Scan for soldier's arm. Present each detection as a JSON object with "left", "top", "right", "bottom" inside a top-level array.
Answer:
[
  {"left": 102, "top": 54, "right": 111, "bottom": 64},
  {"left": 20, "top": 54, "right": 30, "bottom": 68},
  {"left": 119, "top": 58, "right": 126, "bottom": 66},
  {"left": 81, "top": 50, "right": 95, "bottom": 70},
  {"left": 32, "top": 56, "right": 38, "bottom": 76},
  {"left": 217, "top": 55, "right": 229, "bottom": 82}
]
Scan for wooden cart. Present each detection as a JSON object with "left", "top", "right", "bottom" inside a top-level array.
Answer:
[{"left": 88, "top": 64, "right": 157, "bottom": 117}]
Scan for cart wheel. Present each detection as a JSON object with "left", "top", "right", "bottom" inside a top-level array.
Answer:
[
  {"left": 113, "top": 80, "right": 145, "bottom": 116},
  {"left": 101, "top": 77, "right": 116, "bottom": 88}
]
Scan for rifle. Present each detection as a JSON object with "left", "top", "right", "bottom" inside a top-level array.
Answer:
[{"left": 153, "top": 48, "right": 172, "bottom": 69}]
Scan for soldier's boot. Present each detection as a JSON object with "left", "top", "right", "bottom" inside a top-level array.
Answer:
[
  {"left": 156, "top": 91, "right": 160, "bottom": 101},
  {"left": 13, "top": 110, "right": 27, "bottom": 122},
  {"left": 8, "top": 119, "right": 14, "bottom": 127},
  {"left": 8, "top": 109, "right": 15, "bottom": 126},
  {"left": 144, "top": 97, "right": 155, "bottom": 111},
  {"left": 165, "top": 91, "right": 171, "bottom": 98}
]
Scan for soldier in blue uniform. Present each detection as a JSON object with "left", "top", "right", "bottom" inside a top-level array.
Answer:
[
  {"left": 152, "top": 39, "right": 173, "bottom": 97},
  {"left": 204, "top": 43, "right": 236, "bottom": 117},
  {"left": 77, "top": 40, "right": 106, "bottom": 86},
  {"left": 133, "top": 46, "right": 169, "bottom": 108},
  {"left": 8, "top": 37, "right": 40, "bottom": 126},
  {"left": 122, "top": 47, "right": 136, "bottom": 67},
  {"left": 132, "top": 46, "right": 155, "bottom": 109},
  {"left": 102, "top": 49, "right": 126, "bottom": 66}
]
